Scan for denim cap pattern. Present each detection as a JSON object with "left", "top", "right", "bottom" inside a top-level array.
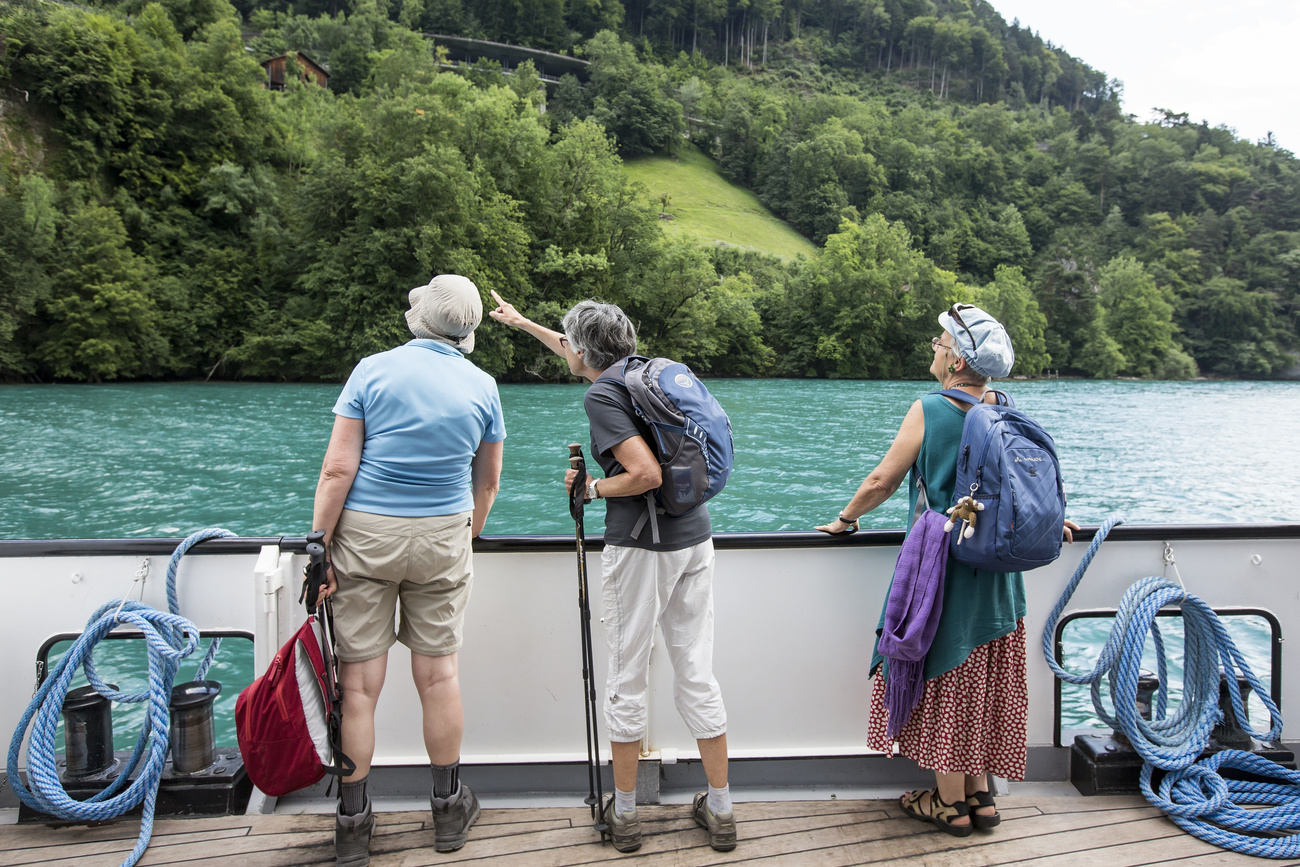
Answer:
[
  {"left": 406, "top": 274, "right": 482, "bottom": 353},
  {"left": 937, "top": 305, "right": 1014, "bottom": 379}
]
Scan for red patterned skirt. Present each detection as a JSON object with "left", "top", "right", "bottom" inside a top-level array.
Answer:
[{"left": 866, "top": 619, "right": 1028, "bottom": 779}]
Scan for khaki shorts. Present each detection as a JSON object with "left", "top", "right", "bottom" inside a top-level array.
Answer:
[{"left": 329, "top": 509, "right": 474, "bottom": 662}]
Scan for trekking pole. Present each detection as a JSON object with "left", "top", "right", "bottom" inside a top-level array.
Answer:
[
  {"left": 303, "top": 533, "right": 356, "bottom": 780},
  {"left": 568, "top": 444, "right": 608, "bottom": 841},
  {"left": 301, "top": 530, "right": 328, "bottom": 612}
]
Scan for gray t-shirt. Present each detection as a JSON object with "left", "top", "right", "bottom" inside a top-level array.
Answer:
[{"left": 584, "top": 373, "right": 712, "bottom": 551}]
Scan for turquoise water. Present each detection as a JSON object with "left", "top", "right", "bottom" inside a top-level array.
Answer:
[
  {"left": 48, "top": 637, "right": 249, "bottom": 752},
  {"left": 1058, "top": 614, "right": 1275, "bottom": 744},
  {"left": 4, "top": 379, "right": 1300, "bottom": 539},
  {"left": 4, "top": 379, "right": 1298, "bottom": 746}
]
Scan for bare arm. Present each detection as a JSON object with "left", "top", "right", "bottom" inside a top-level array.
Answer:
[
  {"left": 487, "top": 290, "right": 566, "bottom": 357},
  {"left": 816, "top": 400, "right": 925, "bottom": 534},
  {"left": 470, "top": 439, "right": 504, "bottom": 537},
  {"left": 312, "top": 415, "right": 364, "bottom": 597},
  {"left": 313, "top": 415, "right": 365, "bottom": 546},
  {"left": 563, "top": 435, "right": 662, "bottom": 499}
]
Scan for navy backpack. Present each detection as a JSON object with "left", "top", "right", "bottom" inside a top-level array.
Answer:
[
  {"left": 617, "top": 356, "right": 734, "bottom": 541},
  {"left": 927, "top": 389, "right": 1066, "bottom": 573}
]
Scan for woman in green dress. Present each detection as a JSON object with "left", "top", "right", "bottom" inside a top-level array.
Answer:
[{"left": 817, "top": 304, "right": 1077, "bottom": 836}]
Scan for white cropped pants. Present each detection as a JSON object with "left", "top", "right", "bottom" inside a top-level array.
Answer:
[{"left": 599, "top": 539, "right": 728, "bottom": 743}]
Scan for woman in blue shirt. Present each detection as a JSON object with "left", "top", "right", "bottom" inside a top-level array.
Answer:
[{"left": 312, "top": 274, "right": 504, "bottom": 866}]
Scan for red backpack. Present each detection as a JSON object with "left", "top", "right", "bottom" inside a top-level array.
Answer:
[{"left": 236, "top": 606, "right": 354, "bottom": 796}]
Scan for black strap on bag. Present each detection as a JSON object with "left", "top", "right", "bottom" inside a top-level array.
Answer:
[{"left": 304, "top": 535, "right": 356, "bottom": 784}]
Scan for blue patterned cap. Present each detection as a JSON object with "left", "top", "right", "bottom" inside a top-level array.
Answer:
[{"left": 938, "top": 305, "right": 1014, "bottom": 379}]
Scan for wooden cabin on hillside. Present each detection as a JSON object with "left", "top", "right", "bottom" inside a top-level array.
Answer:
[{"left": 261, "top": 52, "right": 329, "bottom": 91}]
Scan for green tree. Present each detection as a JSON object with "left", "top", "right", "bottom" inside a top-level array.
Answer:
[
  {"left": 0, "top": 187, "right": 53, "bottom": 377},
  {"left": 36, "top": 202, "right": 169, "bottom": 381},
  {"left": 585, "top": 31, "right": 684, "bottom": 155},
  {"left": 771, "top": 214, "right": 960, "bottom": 377},
  {"left": 1072, "top": 309, "right": 1125, "bottom": 379},
  {"left": 976, "top": 265, "right": 1049, "bottom": 376},
  {"left": 1181, "top": 276, "right": 1289, "bottom": 377},
  {"left": 1097, "top": 256, "right": 1194, "bottom": 378}
]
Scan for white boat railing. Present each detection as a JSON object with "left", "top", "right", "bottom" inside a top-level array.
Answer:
[{"left": 1, "top": 524, "right": 1296, "bottom": 793}]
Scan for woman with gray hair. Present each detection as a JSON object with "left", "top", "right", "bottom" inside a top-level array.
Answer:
[
  {"left": 489, "top": 292, "right": 737, "bottom": 855},
  {"left": 313, "top": 274, "right": 505, "bottom": 865},
  {"left": 816, "top": 304, "right": 1077, "bottom": 838}
]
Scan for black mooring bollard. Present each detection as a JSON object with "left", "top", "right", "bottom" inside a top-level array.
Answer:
[
  {"left": 1112, "top": 670, "right": 1160, "bottom": 746},
  {"left": 62, "top": 685, "right": 115, "bottom": 778},
  {"left": 1211, "top": 672, "right": 1255, "bottom": 750},
  {"left": 169, "top": 680, "right": 222, "bottom": 774},
  {"left": 1135, "top": 671, "right": 1160, "bottom": 722}
]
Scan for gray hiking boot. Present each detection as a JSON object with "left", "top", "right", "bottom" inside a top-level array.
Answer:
[
  {"left": 431, "top": 783, "right": 481, "bottom": 852},
  {"left": 601, "top": 796, "right": 642, "bottom": 853},
  {"left": 335, "top": 798, "right": 375, "bottom": 867},
  {"left": 692, "top": 791, "right": 737, "bottom": 852}
]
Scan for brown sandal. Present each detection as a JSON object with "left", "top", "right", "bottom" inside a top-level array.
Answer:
[
  {"left": 899, "top": 788, "right": 974, "bottom": 837},
  {"left": 965, "top": 790, "right": 1000, "bottom": 829}
]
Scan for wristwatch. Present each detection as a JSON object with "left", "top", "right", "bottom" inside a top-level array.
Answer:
[{"left": 586, "top": 478, "right": 601, "bottom": 501}]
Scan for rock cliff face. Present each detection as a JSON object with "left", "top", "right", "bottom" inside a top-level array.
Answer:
[{"left": 0, "top": 95, "right": 51, "bottom": 175}]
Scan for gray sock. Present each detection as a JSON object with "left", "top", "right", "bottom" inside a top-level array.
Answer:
[
  {"left": 340, "top": 778, "right": 368, "bottom": 816},
  {"left": 432, "top": 761, "right": 460, "bottom": 799}
]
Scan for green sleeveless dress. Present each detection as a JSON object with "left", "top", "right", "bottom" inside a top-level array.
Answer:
[{"left": 871, "top": 393, "right": 1027, "bottom": 681}]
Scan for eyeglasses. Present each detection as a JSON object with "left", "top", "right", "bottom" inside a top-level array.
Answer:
[
  {"left": 948, "top": 304, "right": 978, "bottom": 352},
  {"left": 560, "top": 336, "right": 580, "bottom": 353}
]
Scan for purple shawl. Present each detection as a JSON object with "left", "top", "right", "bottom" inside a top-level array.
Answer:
[{"left": 876, "top": 509, "right": 950, "bottom": 738}]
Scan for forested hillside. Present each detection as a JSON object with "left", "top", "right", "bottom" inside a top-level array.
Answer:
[{"left": 1, "top": 0, "right": 1297, "bottom": 382}]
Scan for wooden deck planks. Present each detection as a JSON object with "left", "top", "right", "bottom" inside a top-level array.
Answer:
[{"left": 0, "top": 796, "right": 1293, "bottom": 867}]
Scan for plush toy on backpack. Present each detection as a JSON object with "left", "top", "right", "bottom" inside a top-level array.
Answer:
[{"left": 944, "top": 495, "right": 984, "bottom": 542}]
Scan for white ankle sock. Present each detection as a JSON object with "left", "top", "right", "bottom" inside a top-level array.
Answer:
[
  {"left": 707, "top": 784, "right": 732, "bottom": 814},
  {"left": 615, "top": 788, "right": 636, "bottom": 816}
]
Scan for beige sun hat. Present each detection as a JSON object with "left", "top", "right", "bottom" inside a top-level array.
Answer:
[{"left": 405, "top": 274, "right": 482, "bottom": 353}]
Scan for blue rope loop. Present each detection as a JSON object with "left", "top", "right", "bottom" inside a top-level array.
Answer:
[
  {"left": 7, "top": 528, "right": 235, "bottom": 867},
  {"left": 1043, "top": 519, "right": 1300, "bottom": 858}
]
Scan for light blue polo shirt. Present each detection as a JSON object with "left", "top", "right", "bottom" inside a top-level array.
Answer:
[{"left": 333, "top": 339, "right": 505, "bottom": 517}]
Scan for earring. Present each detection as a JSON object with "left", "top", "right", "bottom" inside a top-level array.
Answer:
[{"left": 947, "top": 364, "right": 956, "bottom": 373}]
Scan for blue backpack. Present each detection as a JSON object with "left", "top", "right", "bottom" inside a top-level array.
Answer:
[
  {"left": 617, "top": 356, "right": 734, "bottom": 540},
  {"left": 928, "top": 389, "right": 1066, "bottom": 573}
]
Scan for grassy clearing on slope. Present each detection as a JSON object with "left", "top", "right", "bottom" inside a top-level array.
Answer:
[{"left": 622, "top": 144, "right": 818, "bottom": 261}]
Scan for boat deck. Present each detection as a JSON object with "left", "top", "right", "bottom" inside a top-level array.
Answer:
[{"left": 1, "top": 793, "right": 1292, "bottom": 867}]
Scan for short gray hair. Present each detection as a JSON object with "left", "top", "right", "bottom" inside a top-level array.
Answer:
[
  {"left": 942, "top": 341, "right": 991, "bottom": 385},
  {"left": 561, "top": 300, "right": 637, "bottom": 371}
]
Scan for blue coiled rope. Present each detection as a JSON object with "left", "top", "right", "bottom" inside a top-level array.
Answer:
[
  {"left": 1042, "top": 518, "right": 1300, "bottom": 858},
  {"left": 7, "top": 528, "right": 235, "bottom": 867}
]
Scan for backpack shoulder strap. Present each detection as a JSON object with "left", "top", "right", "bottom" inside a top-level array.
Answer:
[
  {"left": 934, "top": 388, "right": 1015, "bottom": 409},
  {"left": 616, "top": 355, "right": 651, "bottom": 380},
  {"left": 935, "top": 388, "right": 981, "bottom": 407}
]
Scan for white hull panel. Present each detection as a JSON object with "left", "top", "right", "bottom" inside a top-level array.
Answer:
[{"left": 1, "top": 526, "right": 1295, "bottom": 776}]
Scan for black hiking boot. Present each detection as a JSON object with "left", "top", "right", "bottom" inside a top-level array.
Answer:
[
  {"left": 431, "top": 783, "right": 481, "bottom": 852},
  {"left": 335, "top": 797, "right": 375, "bottom": 867}
]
